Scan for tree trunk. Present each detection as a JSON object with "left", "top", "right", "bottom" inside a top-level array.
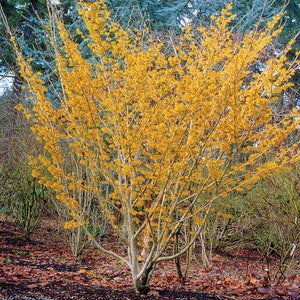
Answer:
[
  {"left": 133, "top": 264, "right": 154, "bottom": 295},
  {"left": 173, "top": 227, "right": 184, "bottom": 280}
]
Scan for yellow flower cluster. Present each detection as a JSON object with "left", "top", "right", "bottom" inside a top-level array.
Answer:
[
  {"left": 15, "top": 0, "right": 299, "bottom": 247},
  {"left": 64, "top": 219, "right": 87, "bottom": 230}
]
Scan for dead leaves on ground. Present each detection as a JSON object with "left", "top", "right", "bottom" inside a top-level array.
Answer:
[{"left": 0, "top": 220, "right": 299, "bottom": 299}]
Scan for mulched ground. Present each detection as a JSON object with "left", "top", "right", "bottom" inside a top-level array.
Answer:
[{"left": 0, "top": 218, "right": 299, "bottom": 300}]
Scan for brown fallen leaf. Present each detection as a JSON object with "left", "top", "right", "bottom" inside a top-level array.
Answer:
[
  {"left": 27, "top": 283, "right": 39, "bottom": 289},
  {"left": 39, "top": 281, "right": 49, "bottom": 287},
  {"left": 148, "top": 290, "right": 160, "bottom": 297},
  {"left": 257, "top": 287, "right": 270, "bottom": 295}
]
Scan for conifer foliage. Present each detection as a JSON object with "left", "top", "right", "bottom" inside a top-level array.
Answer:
[{"left": 15, "top": 0, "right": 299, "bottom": 293}]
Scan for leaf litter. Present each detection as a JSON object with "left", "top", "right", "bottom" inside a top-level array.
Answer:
[{"left": 0, "top": 219, "right": 299, "bottom": 300}]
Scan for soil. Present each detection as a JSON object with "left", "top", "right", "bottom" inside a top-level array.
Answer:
[{"left": 0, "top": 218, "right": 299, "bottom": 300}]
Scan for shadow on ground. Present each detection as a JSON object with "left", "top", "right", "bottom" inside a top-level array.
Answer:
[{"left": 0, "top": 281, "right": 219, "bottom": 299}]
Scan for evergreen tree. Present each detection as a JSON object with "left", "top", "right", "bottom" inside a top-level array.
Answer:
[
  {"left": 278, "top": 0, "right": 300, "bottom": 53},
  {"left": 1, "top": 0, "right": 298, "bottom": 101},
  {"left": 0, "top": 0, "right": 48, "bottom": 100},
  {"left": 105, "top": 0, "right": 282, "bottom": 32}
]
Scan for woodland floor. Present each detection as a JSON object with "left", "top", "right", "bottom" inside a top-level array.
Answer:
[{"left": 0, "top": 217, "right": 299, "bottom": 300}]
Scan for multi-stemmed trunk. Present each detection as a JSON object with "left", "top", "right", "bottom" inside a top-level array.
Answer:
[{"left": 132, "top": 264, "right": 154, "bottom": 295}]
